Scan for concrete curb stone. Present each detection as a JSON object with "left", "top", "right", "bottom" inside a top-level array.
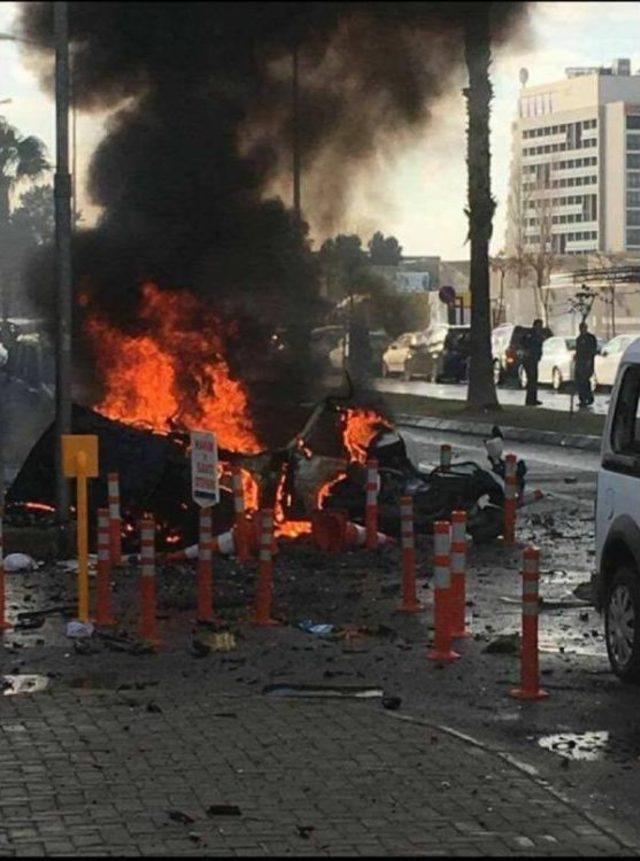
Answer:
[{"left": 395, "top": 412, "right": 602, "bottom": 452}]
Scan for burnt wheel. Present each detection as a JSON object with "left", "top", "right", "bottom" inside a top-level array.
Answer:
[{"left": 605, "top": 565, "right": 640, "bottom": 683}]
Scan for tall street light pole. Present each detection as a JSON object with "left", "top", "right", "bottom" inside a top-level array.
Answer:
[{"left": 54, "top": 1, "right": 72, "bottom": 536}]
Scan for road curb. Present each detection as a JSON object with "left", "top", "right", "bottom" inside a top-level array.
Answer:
[
  {"left": 384, "top": 710, "right": 640, "bottom": 852},
  {"left": 395, "top": 412, "right": 602, "bottom": 452}
]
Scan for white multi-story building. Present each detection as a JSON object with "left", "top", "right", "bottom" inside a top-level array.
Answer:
[{"left": 505, "top": 59, "right": 640, "bottom": 257}]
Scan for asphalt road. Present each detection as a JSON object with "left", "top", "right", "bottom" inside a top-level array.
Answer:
[{"left": 376, "top": 375, "right": 612, "bottom": 415}]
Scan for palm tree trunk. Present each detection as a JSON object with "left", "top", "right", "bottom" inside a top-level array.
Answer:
[
  {"left": 0, "top": 177, "right": 11, "bottom": 323},
  {"left": 465, "top": 5, "right": 498, "bottom": 409}
]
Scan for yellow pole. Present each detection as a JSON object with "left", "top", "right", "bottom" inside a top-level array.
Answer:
[{"left": 76, "top": 451, "right": 89, "bottom": 622}]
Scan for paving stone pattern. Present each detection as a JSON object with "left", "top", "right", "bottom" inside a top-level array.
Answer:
[{"left": 0, "top": 683, "right": 635, "bottom": 857}]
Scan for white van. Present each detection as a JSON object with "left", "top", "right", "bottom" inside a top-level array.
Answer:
[{"left": 594, "top": 336, "right": 640, "bottom": 681}]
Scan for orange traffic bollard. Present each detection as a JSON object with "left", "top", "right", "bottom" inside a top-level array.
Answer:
[
  {"left": 509, "top": 546, "right": 549, "bottom": 701},
  {"left": 251, "top": 509, "right": 279, "bottom": 627},
  {"left": 365, "top": 459, "right": 379, "bottom": 550},
  {"left": 108, "top": 472, "right": 122, "bottom": 566},
  {"left": 231, "top": 466, "right": 250, "bottom": 562},
  {"left": 450, "top": 510, "right": 471, "bottom": 639},
  {"left": 396, "top": 496, "right": 423, "bottom": 613},
  {"left": 196, "top": 506, "right": 214, "bottom": 623},
  {"left": 138, "top": 518, "right": 160, "bottom": 645},
  {"left": 427, "top": 520, "right": 460, "bottom": 663},
  {"left": 440, "top": 444, "right": 452, "bottom": 471},
  {"left": 0, "top": 498, "right": 10, "bottom": 632},
  {"left": 503, "top": 453, "right": 517, "bottom": 547},
  {"left": 95, "top": 507, "right": 116, "bottom": 626}
]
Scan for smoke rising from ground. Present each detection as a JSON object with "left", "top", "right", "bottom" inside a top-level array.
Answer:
[{"left": 18, "top": 1, "right": 529, "bottom": 443}]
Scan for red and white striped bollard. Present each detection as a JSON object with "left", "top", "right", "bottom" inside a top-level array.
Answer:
[
  {"left": 509, "top": 546, "right": 548, "bottom": 701},
  {"left": 197, "top": 506, "right": 214, "bottom": 623},
  {"left": 232, "top": 466, "right": 249, "bottom": 562},
  {"left": 450, "top": 510, "right": 471, "bottom": 638},
  {"left": 95, "top": 507, "right": 116, "bottom": 626},
  {"left": 396, "top": 496, "right": 422, "bottom": 613},
  {"left": 427, "top": 520, "right": 460, "bottom": 663},
  {"left": 138, "top": 518, "right": 160, "bottom": 645},
  {"left": 503, "top": 454, "right": 517, "bottom": 547},
  {"left": 365, "top": 459, "right": 379, "bottom": 551},
  {"left": 0, "top": 498, "right": 10, "bottom": 631},
  {"left": 252, "top": 509, "right": 279, "bottom": 626},
  {"left": 108, "top": 472, "right": 122, "bottom": 566}
]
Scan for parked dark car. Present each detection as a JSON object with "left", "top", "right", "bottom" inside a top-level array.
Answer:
[
  {"left": 404, "top": 325, "right": 471, "bottom": 383},
  {"left": 492, "top": 323, "right": 553, "bottom": 388}
]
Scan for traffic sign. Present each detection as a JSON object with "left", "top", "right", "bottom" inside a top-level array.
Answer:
[
  {"left": 191, "top": 430, "right": 219, "bottom": 507},
  {"left": 438, "top": 285, "right": 456, "bottom": 305}
]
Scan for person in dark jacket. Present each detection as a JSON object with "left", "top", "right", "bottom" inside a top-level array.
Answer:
[
  {"left": 524, "top": 318, "right": 545, "bottom": 406},
  {"left": 574, "top": 321, "right": 598, "bottom": 408}
]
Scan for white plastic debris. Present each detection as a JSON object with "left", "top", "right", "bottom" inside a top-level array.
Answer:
[
  {"left": 65, "top": 620, "right": 94, "bottom": 639},
  {"left": 3, "top": 553, "right": 37, "bottom": 573}
]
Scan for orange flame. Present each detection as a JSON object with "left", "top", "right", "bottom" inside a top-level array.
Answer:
[
  {"left": 85, "top": 282, "right": 261, "bottom": 453},
  {"left": 342, "top": 408, "right": 392, "bottom": 464}
]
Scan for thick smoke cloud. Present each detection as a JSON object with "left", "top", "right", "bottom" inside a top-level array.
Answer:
[{"left": 18, "top": 1, "right": 529, "bottom": 444}]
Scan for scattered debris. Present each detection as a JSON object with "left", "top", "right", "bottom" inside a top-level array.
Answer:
[
  {"left": 539, "top": 732, "right": 609, "bottom": 762},
  {"left": 146, "top": 702, "right": 163, "bottom": 714},
  {"left": 168, "top": 810, "right": 195, "bottom": 825},
  {"left": 2, "top": 674, "right": 49, "bottom": 696},
  {"left": 206, "top": 804, "right": 242, "bottom": 817},
  {"left": 296, "top": 825, "right": 315, "bottom": 839},
  {"left": 483, "top": 633, "right": 520, "bottom": 655},
  {"left": 3, "top": 553, "right": 37, "bottom": 572},
  {"left": 382, "top": 695, "right": 402, "bottom": 711},
  {"left": 263, "top": 683, "right": 383, "bottom": 699},
  {"left": 298, "top": 620, "right": 335, "bottom": 637},
  {"left": 65, "top": 620, "right": 95, "bottom": 639}
]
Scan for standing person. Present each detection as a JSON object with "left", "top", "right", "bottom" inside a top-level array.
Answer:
[
  {"left": 575, "top": 321, "right": 598, "bottom": 408},
  {"left": 523, "top": 318, "right": 545, "bottom": 406}
]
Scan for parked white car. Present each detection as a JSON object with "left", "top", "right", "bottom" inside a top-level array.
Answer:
[
  {"left": 381, "top": 332, "right": 420, "bottom": 378},
  {"left": 594, "top": 334, "right": 639, "bottom": 390},
  {"left": 538, "top": 336, "right": 577, "bottom": 391},
  {"left": 594, "top": 335, "right": 640, "bottom": 680}
]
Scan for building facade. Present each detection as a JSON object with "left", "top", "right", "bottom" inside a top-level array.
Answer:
[{"left": 505, "top": 59, "right": 640, "bottom": 257}]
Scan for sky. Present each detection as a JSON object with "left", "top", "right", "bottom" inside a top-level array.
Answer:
[{"left": 1, "top": 1, "right": 640, "bottom": 260}]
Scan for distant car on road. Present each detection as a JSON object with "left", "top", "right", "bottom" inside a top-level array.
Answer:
[
  {"left": 538, "top": 335, "right": 605, "bottom": 391},
  {"left": 492, "top": 323, "right": 553, "bottom": 388},
  {"left": 404, "top": 324, "right": 471, "bottom": 383},
  {"left": 329, "top": 330, "right": 392, "bottom": 376},
  {"left": 311, "top": 326, "right": 344, "bottom": 371},
  {"left": 594, "top": 335, "right": 640, "bottom": 681},
  {"left": 594, "top": 334, "right": 640, "bottom": 390},
  {"left": 381, "top": 332, "right": 421, "bottom": 378}
]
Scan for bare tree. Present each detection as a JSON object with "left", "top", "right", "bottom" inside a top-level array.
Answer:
[
  {"left": 523, "top": 189, "right": 557, "bottom": 326},
  {"left": 594, "top": 251, "right": 624, "bottom": 339}
]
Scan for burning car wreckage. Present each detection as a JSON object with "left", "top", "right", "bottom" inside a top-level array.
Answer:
[{"left": 6, "top": 389, "right": 525, "bottom": 556}]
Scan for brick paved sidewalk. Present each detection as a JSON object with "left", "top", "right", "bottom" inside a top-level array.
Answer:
[{"left": 0, "top": 680, "right": 635, "bottom": 857}]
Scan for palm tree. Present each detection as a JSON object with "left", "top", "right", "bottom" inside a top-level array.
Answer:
[
  {"left": 0, "top": 118, "right": 49, "bottom": 224},
  {"left": 464, "top": 5, "right": 499, "bottom": 409},
  {"left": 0, "top": 118, "right": 48, "bottom": 320}
]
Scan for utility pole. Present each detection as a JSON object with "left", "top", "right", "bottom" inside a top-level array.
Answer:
[
  {"left": 54, "top": 1, "right": 72, "bottom": 539},
  {"left": 292, "top": 42, "right": 301, "bottom": 221}
]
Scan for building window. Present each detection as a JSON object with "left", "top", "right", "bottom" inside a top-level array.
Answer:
[
  {"left": 627, "top": 228, "right": 640, "bottom": 245},
  {"left": 628, "top": 154, "right": 640, "bottom": 169},
  {"left": 628, "top": 173, "right": 640, "bottom": 188},
  {"left": 627, "top": 211, "right": 640, "bottom": 226},
  {"left": 628, "top": 134, "right": 640, "bottom": 151},
  {"left": 627, "top": 116, "right": 640, "bottom": 130},
  {"left": 627, "top": 191, "right": 640, "bottom": 207}
]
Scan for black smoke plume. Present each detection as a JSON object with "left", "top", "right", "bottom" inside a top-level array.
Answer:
[{"left": 18, "top": 2, "right": 530, "bottom": 446}]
